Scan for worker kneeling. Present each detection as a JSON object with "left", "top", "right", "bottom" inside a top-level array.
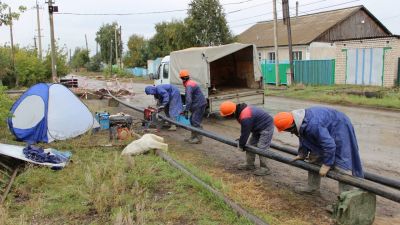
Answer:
[
  {"left": 220, "top": 101, "right": 274, "bottom": 176},
  {"left": 274, "top": 107, "right": 364, "bottom": 196}
]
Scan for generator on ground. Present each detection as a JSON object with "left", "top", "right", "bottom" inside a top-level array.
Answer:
[
  {"left": 109, "top": 114, "right": 132, "bottom": 140},
  {"left": 142, "top": 107, "right": 165, "bottom": 130}
]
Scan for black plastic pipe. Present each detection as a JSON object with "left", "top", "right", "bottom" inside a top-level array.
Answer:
[
  {"left": 269, "top": 143, "right": 400, "bottom": 190},
  {"left": 155, "top": 150, "right": 268, "bottom": 225},
  {"left": 101, "top": 94, "right": 400, "bottom": 204}
]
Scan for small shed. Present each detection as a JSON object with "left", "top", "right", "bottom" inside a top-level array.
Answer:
[{"left": 147, "top": 60, "right": 154, "bottom": 74}]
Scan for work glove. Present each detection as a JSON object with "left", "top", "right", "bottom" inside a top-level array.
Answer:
[
  {"left": 158, "top": 105, "right": 165, "bottom": 112},
  {"left": 291, "top": 155, "right": 306, "bottom": 162},
  {"left": 235, "top": 136, "right": 240, "bottom": 142},
  {"left": 183, "top": 111, "right": 189, "bottom": 120},
  {"left": 319, "top": 164, "right": 331, "bottom": 178}
]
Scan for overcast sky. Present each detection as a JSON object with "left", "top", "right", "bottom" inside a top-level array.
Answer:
[{"left": 1, "top": 0, "right": 399, "bottom": 58}]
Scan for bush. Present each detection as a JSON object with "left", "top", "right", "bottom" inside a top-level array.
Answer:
[{"left": 0, "top": 85, "right": 14, "bottom": 128}]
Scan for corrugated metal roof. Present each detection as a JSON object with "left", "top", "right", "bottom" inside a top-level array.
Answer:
[{"left": 238, "top": 5, "right": 362, "bottom": 47}]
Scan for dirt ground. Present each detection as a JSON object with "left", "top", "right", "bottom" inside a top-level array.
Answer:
[{"left": 77, "top": 74, "right": 400, "bottom": 224}]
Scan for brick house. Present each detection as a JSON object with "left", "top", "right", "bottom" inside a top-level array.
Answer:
[{"left": 239, "top": 5, "right": 400, "bottom": 86}]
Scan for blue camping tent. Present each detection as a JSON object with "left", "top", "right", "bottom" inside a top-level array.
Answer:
[{"left": 8, "top": 83, "right": 100, "bottom": 143}]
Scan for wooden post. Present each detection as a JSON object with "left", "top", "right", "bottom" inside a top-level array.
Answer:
[
  {"left": 48, "top": 0, "right": 57, "bottom": 79},
  {"left": 9, "top": 7, "right": 17, "bottom": 87},
  {"left": 110, "top": 39, "right": 113, "bottom": 75},
  {"left": 114, "top": 25, "right": 118, "bottom": 71},
  {"left": 36, "top": 2, "right": 42, "bottom": 59},
  {"left": 283, "top": 0, "right": 294, "bottom": 84},
  {"left": 273, "top": 0, "right": 280, "bottom": 86},
  {"left": 85, "top": 34, "right": 90, "bottom": 71}
]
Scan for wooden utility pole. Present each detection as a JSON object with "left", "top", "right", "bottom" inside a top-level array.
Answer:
[
  {"left": 273, "top": 0, "right": 280, "bottom": 86},
  {"left": 35, "top": 1, "right": 43, "bottom": 59},
  {"left": 296, "top": 1, "right": 299, "bottom": 24},
  {"left": 34, "top": 36, "right": 37, "bottom": 51},
  {"left": 85, "top": 34, "right": 89, "bottom": 71},
  {"left": 69, "top": 48, "right": 72, "bottom": 68},
  {"left": 114, "top": 25, "right": 118, "bottom": 70},
  {"left": 110, "top": 39, "right": 113, "bottom": 75},
  {"left": 48, "top": 0, "right": 57, "bottom": 78},
  {"left": 9, "top": 7, "right": 17, "bottom": 87},
  {"left": 282, "top": 0, "right": 294, "bottom": 84},
  {"left": 119, "top": 26, "right": 122, "bottom": 70}
]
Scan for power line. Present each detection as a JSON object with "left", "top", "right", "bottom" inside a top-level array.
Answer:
[
  {"left": 56, "top": 0, "right": 258, "bottom": 16},
  {"left": 227, "top": 1, "right": 272, "bottom": 14},
  {"left": 230, "top": 0, "right": 360, "bottom": 28},
  {"left": 228, "top": 0, "right": 327, "bottom": 24},
  {"left": 381, "top": 14, "right": 400, "bottom": 20}
]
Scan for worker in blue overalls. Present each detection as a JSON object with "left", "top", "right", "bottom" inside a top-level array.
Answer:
[{"left": 145, "top": 84, "right": 183, "bottom": 131}]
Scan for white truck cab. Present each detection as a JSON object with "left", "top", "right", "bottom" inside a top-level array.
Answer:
[{"left": 153, "top": 56, "right": 170, "bottom": 86}]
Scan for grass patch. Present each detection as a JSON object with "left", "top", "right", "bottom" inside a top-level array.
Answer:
[
  {"left": 0, "top": 128, "right": 255, "bottom": 224},
  {"left": 265, "top": 84, "right": 400, "bottom": 109}
]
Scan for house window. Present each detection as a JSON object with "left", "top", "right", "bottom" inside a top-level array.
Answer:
[
  {"left": 258, "top": 52, "right": 262, "bottom": 61},
  {"left": 268, "top": 52, "right": 275, "bottom": 61},
  {"left": 292, "top": 51, "right": 302, "bottom": 60}
]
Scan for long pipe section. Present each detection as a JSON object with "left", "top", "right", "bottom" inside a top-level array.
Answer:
[
  {"left": 155, "top": 150, "right": 268, "bottom": 225},
  {"left": 269, "top": 143, "right": 400, "bottom": 190},
  {"left": 101, "top": 94, "right": 400, "bottom": 204}
]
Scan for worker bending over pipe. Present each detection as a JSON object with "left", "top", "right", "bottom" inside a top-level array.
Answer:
[
  {"left": 145, "top": 85, "right": 183, "bottom": 131},
  {"left": 274, "top": 107, "right": 364, "bottom": 208},
  {"left": 220, "top": 102, "right": 274, "bottom": 176}
]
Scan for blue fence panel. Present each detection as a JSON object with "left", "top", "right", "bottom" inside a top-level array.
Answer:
[
  {"left": 294, "top": 59, "right": 334, "bottom": 85},
  {"left": 124, "top": 68, "right": 148, "bottom": 76}
]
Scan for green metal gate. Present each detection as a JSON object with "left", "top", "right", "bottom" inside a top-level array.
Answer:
[
  {"left": 261, "top": 60, "right": 289, "bottom": 84},
  {"left": 294, "top": 59, "right": 335, "bottom": 85}
]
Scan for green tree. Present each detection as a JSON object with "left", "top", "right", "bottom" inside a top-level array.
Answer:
[
  {"left": 43, "top": 42, "right": 69, "bottom": 80},
  {"left": 0, "top": 1, "right": 26, "bottom": 26},
  {"left": 0, "top": 46, "right": 12, "bottom": 81},
  {"left": 71, "top": 47, "right": 90, "bottom": 68},
  {"left": 123, "top": 34, "right": 148, "bottom": 67},
  {"left": 185, "top": 0, "right": 237, "bottom": 46},
  {"left": 148, "top": 20, "right": 187, "bottom": 59},
  {"left": 14, "top": 47, "right": 46, "bottom": 87},
  {"left": 95, "top": 22, "right": 123, "bottom": 64}
]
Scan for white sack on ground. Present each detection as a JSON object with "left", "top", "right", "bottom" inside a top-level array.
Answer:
[{"left": 121, "top": 134, "right": 168, "bottom": 156}]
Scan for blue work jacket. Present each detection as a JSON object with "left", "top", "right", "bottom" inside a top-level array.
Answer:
[
  {"left": 145, "top": 85, "right": 183, "bottom": 118},
  {"left": 238, "top": 106, "right": 274, "bottom": 148},
  {"left": 183, "top": 79, "right": 207, "bottom": 112},
  {"left": 297, "top": 107, "right": 364, "bottom": 178}
]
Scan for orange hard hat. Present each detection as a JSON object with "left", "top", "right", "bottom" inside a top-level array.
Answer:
[
  {"left": 220, "top": 101, "right": 236, "bottom": 116},
  {"left": 274, "top": 112, "right": 294, "bottom": 132},
  {"left": 179, "top": 70, "right": 190, "bottom": 78}
]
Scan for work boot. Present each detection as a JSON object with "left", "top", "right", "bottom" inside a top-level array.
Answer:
[
  {"left": 196, "top": 126, "right": 203, "bottom": 142},
  {"left": 188, "top": 132, "right": 201, "bottom": 144},
  {"left": 184, "top": 131, "right": 195, "bottom": 142},
  {"left": 254, "top": 156, "right": 270, "bottom": 176},
  {"left": 237, "top": 152, "right": 256, "bottom": 170},
  {"left": 168, "top": 125, "right": 177, "bottom": 131},
  {"left": 294, "top": 171, "right": 321, "bottom": 195}
]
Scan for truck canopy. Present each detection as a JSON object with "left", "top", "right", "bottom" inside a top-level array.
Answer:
[{"left": 170, "top": 43, "right": 263, "bottom": 97}]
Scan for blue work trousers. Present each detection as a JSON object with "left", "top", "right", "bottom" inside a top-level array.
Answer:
[{"left": 189, "top": 104, "right": 206, "bottom": 127}]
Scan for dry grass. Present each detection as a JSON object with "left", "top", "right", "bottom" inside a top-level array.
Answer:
[{"left": 167, "top": 139, "right": 333, "bottom": 225}]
